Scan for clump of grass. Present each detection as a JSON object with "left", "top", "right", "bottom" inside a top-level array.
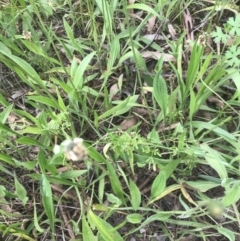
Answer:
[{"left": 0, "top": 0, "right": 240, "bottom": 241}]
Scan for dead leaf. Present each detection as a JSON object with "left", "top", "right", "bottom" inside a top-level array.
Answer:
[
  {"left": 103, "top": 143, "right": 112, "bottom": 160},
  {"left": 128, "top": 0, "right": 135, "bottom": 14},
  {"left": 141, "top": 51, "right": 175, "bottom": 61},
  {"left": 11, "top": 89, "right": 26, "bottom": 99},
  {"left": 132, "top": 107, "right": 149, "bottom": 116},
  {"left": 143, "top": 34, "right": 165, "bottom": 41},
  {"left": 146, "top": 16, "right": 156, "bottom": 33},
  {"left": 142, "top": 86, "right": 153, "bottom": 92},
  {"left": 158, "top": 123, "right": 178, "bottom": 132},
  {"left": 167, "top": 23, "right": 176, "bottom": 39},
  {"left": 7, "top": 113, "right": 17, "bottom": 124},
  {"left": 183, "top": 8, "right": 194, "bottom": 42},
  {"left": 109, "top": 83, "right": 120, "bottom": 100},
  {"left": 73, "top": 55, "right": 81, "bottom": 64},
  {"left": 0, "top": 197, "right": 21, "bottom": 218},
  {"left": 119, "top": 115, "right": 137, "bottom": 130},
  {"left": 178, "top": 235, "right": 197, "bottom": 241},
  {"left": 154, "top": 234, "right": 167, "bottom": 241},
  {"left": 130, "top": 11, "right": 143, "bottom": 21},
  {"left": 128, "top": 0, "right": 143, "bottom": 19},
  {"left": 208, "top": 96, "right": 225, "bottom": 109},
  {"left": 225, "top": 35, "right": 237, "bottom": 46}
]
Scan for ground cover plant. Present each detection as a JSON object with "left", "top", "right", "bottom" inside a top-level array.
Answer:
[{"left": 0, "top": 0, "right": 240, "bottom": 240}]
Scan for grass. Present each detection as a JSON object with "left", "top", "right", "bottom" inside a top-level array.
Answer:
[{"left": 0, "top": 0, "right": 240, "bottom": 240}]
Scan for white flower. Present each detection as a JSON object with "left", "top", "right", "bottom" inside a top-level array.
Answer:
[
  {"left": 53, "top": 138, "right": 87, "bottom": 161},
  {"left": 53, "top": 144, "right": 61, "bottom": 154},
  {"left": 73, "top": 138, "right": 83, "bottom": 143}
]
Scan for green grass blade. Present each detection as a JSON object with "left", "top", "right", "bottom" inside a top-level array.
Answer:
[
  {"left": 40, "top": 174, "right": 55, "bottom": 238},
  {"left": 0, "top": 104, "right": 12, "bottom": 123},
  {"left": 98, "top": 95, "right": 139, "bottom": 120},
  {"left": 106, "top": 161, "right": 125, "bottom": 203},
  {"left": 0, "top": 48, "right": 46, "bottom": 89},
  {"left": 16, "top": 136, "right": 45, "bottom": 148},
  {"left": 153, "top": 74, "right": 168, "bottom": 119},
  {"left": 150, "top": 171, "right": 166, "bottom": 199},
  {"left": 127, "top": 4, "right": 162, "bottom": 19},
  {"left": 129, "top": 179, "right": 141, "bottom": 210},
  {"left": 14, "top": 176, "right": 28, "bottom": 206},
  {"left": 129, "top": 212, "right": 171, "bottom": 234},
  {"left": 88, "top": 209, "right": 123, "bottom": 241},
  {"left": 73, "top": 51, "right": 96, "bottom": 89},
  {"left": 27, "top": 96, "right": 60, "bottom": 110},
  {"left": 82, "top": 216, "right": 96, "bottom": 241},
  {"left": 201, "top": 144, "right": 228, "bottom": 180},
  {"left": 216, "top": 227, "right": 235, "bottom": 241},
  {"left": 222, "top": 182, "right": 240, "bottom": 206},
  {"left": 126, "top": 213, "right": 143, "bottom": 224}
]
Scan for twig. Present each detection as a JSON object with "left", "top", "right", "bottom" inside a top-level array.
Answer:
[
  {"left": 140, "top": 22, "right": 164, "bottom": 52},
  {"left": 59, "top": 201, "right": 76, "bottom": 240}
]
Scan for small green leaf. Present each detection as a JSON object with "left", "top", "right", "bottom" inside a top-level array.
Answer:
[
  {"left": 129, "top": 180, "right": 141, "bottom": 210},
  {"left": 58, "top": 170, "right": 88, "bottom": 179},
  {"left": 185, "top": 43, "right": 203, "bottom": 100},
  {"left": 185, "top": 181, "right": 220, "bottom": 192},
  {"left": 84, "top": 144, "right": 106, "bottom": 163},
  {"left": 0, "top": 185, "right": 6, "bottom": 197},
  {"left": 222, "top": 182, "right": 240, "bottom": 206},
  {"left": 27, "top": 96, "right": 60, "bottom": 109},
  {"left": 21, "top": 40, "right": 60, "bottom": 64},
  {"left": 151, "top": 171, "right": 166, "bottom": 199},
  {"left": 14, "top": 176, "right": 28, "bottom": 206},
  {"left": 225, "top": 45, "right": 240, "bottom": 68},
  {"left": 0, "top": 104, "right": 13, "bottom": 124},
  {"left": 126, "top": 213, "right": 143, "bottom": 224},
  {"left": 18, "top": 127, "right": 43, "bottom": 134},
  {"left": 73, "top": 51, "right": 96, "bottom": 89},
  {"left": 33, "top": 199, "right": 44, "bottom": 233},
  {"left": 106, "top": 37, "right": 120, "bottom": 73},
  {"left": 192, "top": 121, "right": 237, "bottom": 145},
  {"left": 228, "top": 15, "right": 240, "bottom": 36},
  {"left": 82, "top": 216, "right": 96, "bottom": 241},
  {"left": 0, "top": 93, "right": 9, "bottom": 107},
  {"left": 153, "top": 74, "right": 168, "bottom": 118},
  {"left": 217, "top": 227, "right": 235, "bottom": 241},
  {"left": 164, "top": 159, "right": 181, "bottom": 179},
  {"left": 147, "top": 128, "right": 160, "bottom": 143},
  {"left": 201, "top": 144, "right": 228, "bottom": 180},
  {"left": 92, "top": 204, "right": 109, "bottom": 212},
  {"left": 16, "top": 136, "right": 45, "bottom": 147},
  {"left": 130, "top": 212, "right": 171, "bottom": 234},
  {"left": 105, "top": 162, "right": 125, "bottom": 203},
  {"left": 40, "top": 175, "right": 55, "bottom": 235},
  {"left": 0, "top": 165, "right": 15, "bottom": 177},
  {"left": 63, "top": 18, "right": 75, "bottom": 42},
  {"left": 70, "top": 56, "right": 78, "bottom": 77},
  {"left": 14, "top": 159, "right": 37, "bottom": 170},
  {"left": 0, "top": 47, "right": 46, "bottom": 88},
  {"left": 0, "top": 42, "right": 12, "bottom": 55},
  {"left": 56, "top": 88, "right": 66, "bottom": 111},
  {"left": 127, "top": 4, "right": 162, "bottom": 19},
  {"left": 211, "top": 27, "right": 228, "bottom": 43},
  {"left": 106, "top": 193, "right": 122, "bottom": 206},
  {"left": 99, "top": 95, "right": 139, "bottom": 120},
  {"left": 0, "top": 153, "right": 14, "bottom": 165},
  {"left": 189, "top": 88, "right": 196, "bottom": 120},
  {"left": 0, "top": 123, "right": 19, "bottom": 135},
  {"left": 88, "top": 209, "right": 123, "bottom": 241}
]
